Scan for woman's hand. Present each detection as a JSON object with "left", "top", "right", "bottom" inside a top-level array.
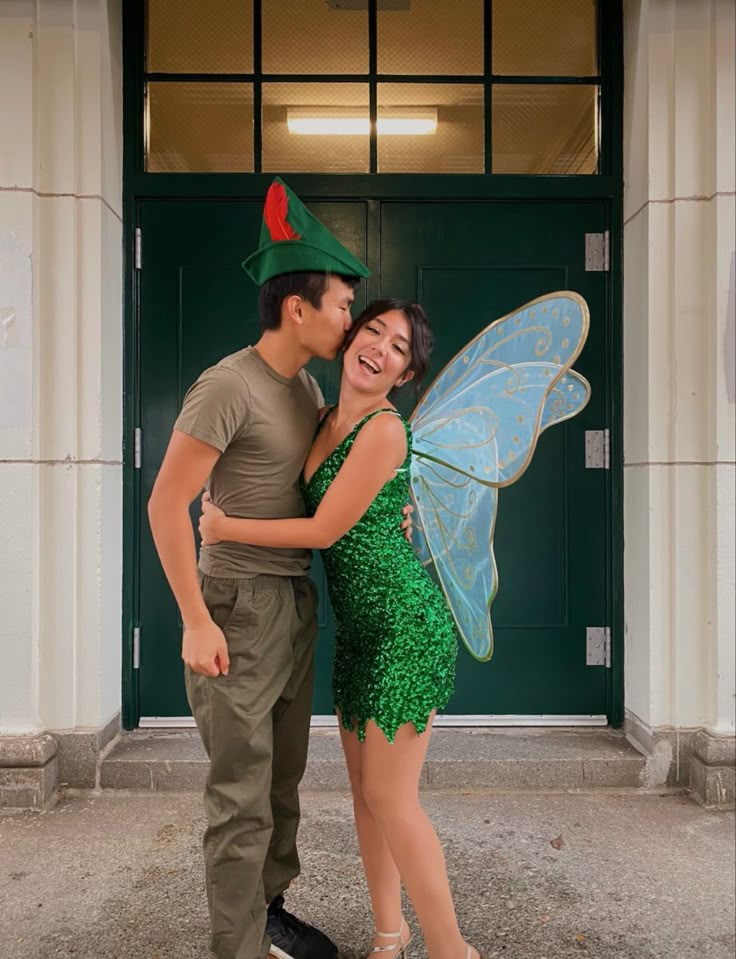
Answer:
[
  {"left": 401, "top": 502, "right": 414, "bottom": 543},
  {"left": 199, "top": 492, "right": 226, "bottom": 546}
]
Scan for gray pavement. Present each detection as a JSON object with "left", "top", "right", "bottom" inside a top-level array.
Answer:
[{"left": 0, "top": 790, "right": 734, "bottom": 959}]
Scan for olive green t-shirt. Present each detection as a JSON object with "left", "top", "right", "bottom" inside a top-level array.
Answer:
[{"left": 174, "top": 347, "right": 324, "bottom": 578}]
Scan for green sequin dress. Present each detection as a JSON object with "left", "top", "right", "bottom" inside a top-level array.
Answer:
[{"left": 302, "top": 409, "right": 457, "bottom": 743}]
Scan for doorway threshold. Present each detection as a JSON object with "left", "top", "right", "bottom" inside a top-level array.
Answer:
[{"left": 139, "top": 714, "right": 608, "bottom": 729}]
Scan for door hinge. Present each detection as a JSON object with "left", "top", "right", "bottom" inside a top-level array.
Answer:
[
  {"left": 132, "top": 626, "right": 141, "bottom": 670},
  {"left": 585, "top": 231, "right": 609, "bottom": 272},
  {"left": 134, "top": 427, "right": 142, "bottom": 469},
  {"left": 134, "top": 227, "right": 142, "bottom": 270},
  {"left": 586, "top": 626, "right": 611, "bottom": 668},
  {"left": 585, "top": 428, "right": 610, "bottom": 469}
]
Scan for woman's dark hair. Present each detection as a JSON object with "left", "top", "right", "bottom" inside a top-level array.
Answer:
[
  {"left": 258, "top": 271, "right": 361, "bottom": 331},
  {"left": 344, "top": 298, "right": 433, "bottom": 388}
]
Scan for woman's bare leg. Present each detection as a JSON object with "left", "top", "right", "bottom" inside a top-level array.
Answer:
[
  {"left": 338, "top": 715, "right": 409, "bottom": 952},
  {"left": 359, "top": 714, "right": 468, "bottom": 959}
]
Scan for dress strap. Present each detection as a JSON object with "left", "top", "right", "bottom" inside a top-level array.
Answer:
[
  {"left": 353, "top": 407, "right": 403, "bottom": 430},
  {"left": 312, "top": 404, "right": 335, "bottom": 442},
  {"left": 347, "top": 408, "right": 412, "bottom": 466}
]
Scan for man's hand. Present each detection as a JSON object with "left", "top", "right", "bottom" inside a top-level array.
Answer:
[
  {"left": 199, "top": 493, "right": 226, "bottom": 546},
  {"left": 401, "top": 502, "right": 414, "bottom": 543},
  {"left": 182, "top": 617, "right": 230, "bottom": 677}
]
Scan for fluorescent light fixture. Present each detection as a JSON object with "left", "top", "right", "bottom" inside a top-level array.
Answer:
[
  {"left": 379, "top": 116, "right": 437, "bottom": 135},
  {"left": 288, "top": 116, "right": 371, "bottom": 135},
  {"left": 287, "top": 108, "right": 437, "bottom": 136}
]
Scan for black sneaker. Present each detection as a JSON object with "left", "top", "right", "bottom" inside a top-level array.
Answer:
[{"left": 266, "top": 895, "right": 337, "bottom": 959}]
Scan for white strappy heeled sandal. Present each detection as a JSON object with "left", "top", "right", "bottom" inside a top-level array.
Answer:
[{"left": 368, "top": 917, "right": 412, "bottom": 959}]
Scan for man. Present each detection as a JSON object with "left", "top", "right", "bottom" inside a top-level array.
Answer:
[{"left": 148, "top": 178, "right": 370, "bottom": 959}]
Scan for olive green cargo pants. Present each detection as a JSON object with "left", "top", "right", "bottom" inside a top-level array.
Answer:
[{"left": 186, "top": 573, "right": 318, "bottom": 959}]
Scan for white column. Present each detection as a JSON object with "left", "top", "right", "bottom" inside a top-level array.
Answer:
[
  {"left": 623, "top": 0, "right": 735, "bottom": 735},
  {"left": 0, "top": 0, "right": 123, "bottom": 735}
]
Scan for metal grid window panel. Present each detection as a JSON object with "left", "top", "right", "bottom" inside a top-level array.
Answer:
[
  {"left": 142, "top": 0, "right": 602, "bottom": 175},
  {"left": 146, "top": 81, "right": 255, "bottom": 172},
  {"left": 262, "top": 0, "right": 369, "bottom": 75},
  {"left": 377, "top": 83, "right": 485, "bottom": 174},
  {"left": 146, "top": 0, "right": 254, "bottom": 73},
  {"left": 492, "top": 0, "right": 598, "bottom": 76},
  {"left": 262, "top": 82, "right": 371, "bottom": 174},
  {"left": 492, "top": 83, "right": 599, "bottom": 174},
  {"left": 377, "top": 0, "right": 484, "bottom": 76}
]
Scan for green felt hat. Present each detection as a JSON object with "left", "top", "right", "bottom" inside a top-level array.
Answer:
[{"left": 242, "top": 177, "right": 370, "bottom": 286}]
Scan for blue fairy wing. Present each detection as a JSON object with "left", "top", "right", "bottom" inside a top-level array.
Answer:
[
  {"left": 409, "top": 291, "right": 591, "bottom": 661},
  {"left": 409, "top": 500, "right": 432, "bottom": 567},
  {"left": 410, "top": 457, "right": 497, "bottom": 661},
  {"left": 412, "top": 292, "right": 590, "bottom": 487},
  {"left": 540, "top": 368, "right": 591, "bottom": 431},
  {"left": 410, "top": 366, "right": 589, "bottom": 661}
]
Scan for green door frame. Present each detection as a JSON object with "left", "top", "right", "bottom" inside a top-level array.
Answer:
[{"left": 121, "top": 0, "right": 624, "bottom": 729}]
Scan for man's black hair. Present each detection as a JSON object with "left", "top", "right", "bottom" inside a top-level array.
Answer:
[{"left": 259, "top": 272, "right": 360, "bottom": 331}]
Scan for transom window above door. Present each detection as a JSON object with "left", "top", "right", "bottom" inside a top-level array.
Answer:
[{"left": 143, "top": 0, "right": 602, "bottom": 175}]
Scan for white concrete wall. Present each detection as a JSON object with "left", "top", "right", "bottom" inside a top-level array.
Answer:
[
  {"left": 0, "top": 0, "right": 123, "bottom": 734},
  {"left": 623, "top": 0, "right": 736, "bottom": 734}
]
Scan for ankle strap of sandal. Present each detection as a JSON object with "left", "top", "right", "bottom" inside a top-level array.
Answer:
[{"left": 371, "top": 918, "right": 408, "bottom": 952}]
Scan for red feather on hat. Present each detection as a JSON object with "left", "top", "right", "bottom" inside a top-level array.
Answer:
[{"left": 264, "top": 181, "right": 301, "bottom": 241}]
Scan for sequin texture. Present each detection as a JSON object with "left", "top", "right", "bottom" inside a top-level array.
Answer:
[{"left": 302, "top": 410, "right": 457, "bottom": 743}]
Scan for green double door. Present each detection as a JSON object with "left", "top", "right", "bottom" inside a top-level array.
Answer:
[{"left": 135, "top": 196, "right": 612, "bottom": 722}]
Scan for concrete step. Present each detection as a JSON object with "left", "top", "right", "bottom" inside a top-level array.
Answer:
[{"left": 100, "top": 726, "right": 648, "bottom": 792}]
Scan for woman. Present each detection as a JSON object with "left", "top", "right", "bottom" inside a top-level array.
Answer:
[{"left": 199, "top": 299, "right": 479, "bottom": 959}]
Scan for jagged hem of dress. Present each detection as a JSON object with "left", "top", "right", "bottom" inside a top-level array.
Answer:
[{"left": 335, "top": 692, "right": 453, "bottom": 744}]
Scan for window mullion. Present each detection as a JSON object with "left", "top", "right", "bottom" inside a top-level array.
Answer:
[
  {"left": 253, "top": 0, "right": 262, "bottom": 173},
  {"left": 485, "top": 0, "right": 492, "bottom": 173},
  {"left": 369, "top": 0, "right": 377, "bottom": 174}
]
